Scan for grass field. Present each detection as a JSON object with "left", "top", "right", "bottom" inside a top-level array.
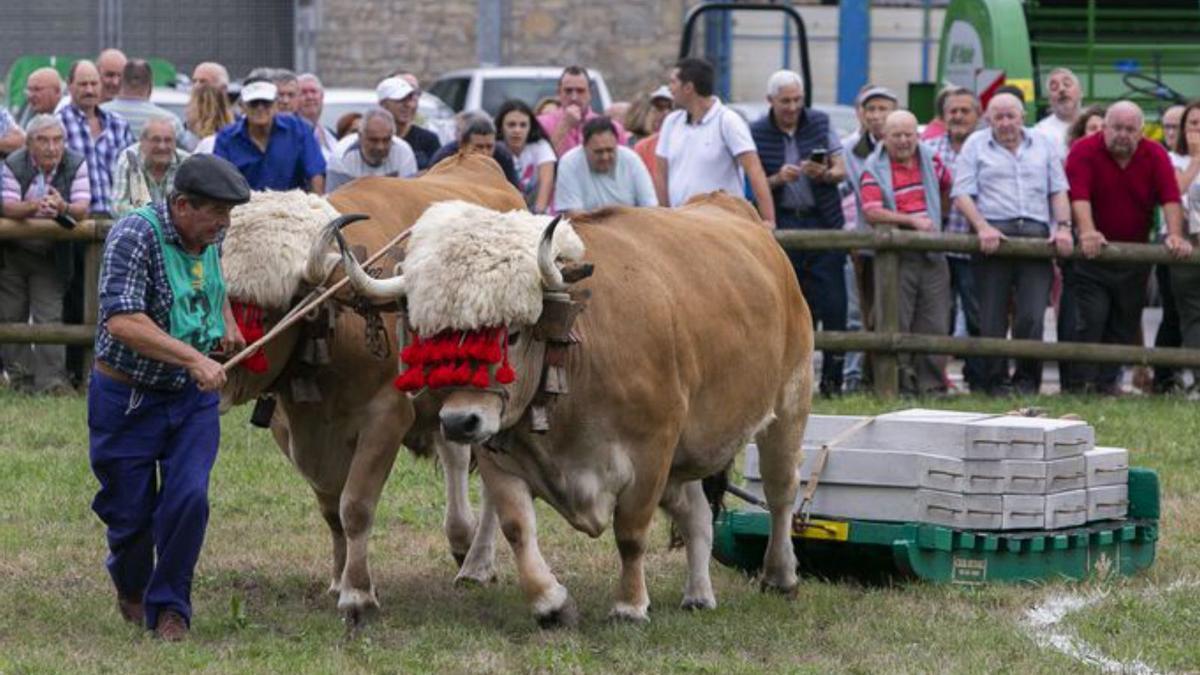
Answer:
[{"left": 2, "top": 391, "right": 1198, "bottom": 673}]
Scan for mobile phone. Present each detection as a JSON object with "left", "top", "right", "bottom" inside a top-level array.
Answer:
[
  {"left": 808, "top": 148, "right": 828, "bottom": 164},
  {"left": 53, "top": 213, "right": 78, "bottom": 230}
]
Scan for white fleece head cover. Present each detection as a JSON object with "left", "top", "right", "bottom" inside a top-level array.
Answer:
[
  {"left": 221, "top": 190, "right": 341, "bottom": 309},
  {"left": 402, "top": 200, "right": 585, "bottom": 335}
]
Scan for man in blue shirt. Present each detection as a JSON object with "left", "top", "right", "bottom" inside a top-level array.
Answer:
[
  {"left": 89, "top": 154, "right": 250, "bottom": 641},
  {"left": 952, "top": 93, "right": 1073, "bottom": 396},
  {"left": 214, "top": 79, "right": 325, "bottom": 193}
]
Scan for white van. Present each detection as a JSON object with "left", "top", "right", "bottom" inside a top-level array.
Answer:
[{"left": 429, "top": 66, "right": 614, "bottom": 117}]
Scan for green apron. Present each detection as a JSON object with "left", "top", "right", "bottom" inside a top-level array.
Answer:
[{"left": 136, "top": 205, "right": 226, "bottom": 353}]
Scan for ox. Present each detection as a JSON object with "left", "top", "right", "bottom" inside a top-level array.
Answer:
[
  {"left": 219, "top": 155, "right": 523, "bottom": 621},
  {"left": 338, "top": 194, "right": 813, "bottom": 625}
]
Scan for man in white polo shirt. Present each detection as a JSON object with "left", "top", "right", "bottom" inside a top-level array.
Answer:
[{"left": 654, "top": 57, "right": 775, "bottom": 227}]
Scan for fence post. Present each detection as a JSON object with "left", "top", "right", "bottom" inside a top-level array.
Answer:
[
  {"left": 872, "top": 228, "right": 900, "bottom": 398},
  {"left": 82, "top": 238, "right": 102, "bottom": 379}
]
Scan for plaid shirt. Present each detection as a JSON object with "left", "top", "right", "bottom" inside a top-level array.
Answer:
[
  {"left": 923, "top": 133, "right": 970, "bottom": 258},
  {"left": 0, "top": 108, "right": 15, "bottom": 136},
  {"left": 59, "top": 104, "right": 135, "bottom": 215},
  {"left": 95, "top": 203, "right": 193, "bottom": 391},
  {"left": 111, "top": 146, "right": 189, "bottom": 218}
]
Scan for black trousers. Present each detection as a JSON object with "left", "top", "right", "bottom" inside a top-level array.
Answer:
[
  {"left": 1152, "top": 263, "right": 1182, "bottom": 390},
  {"left": 1061, "top": 260, "right": 1150, "bottom": 392},
  {"left": 972, "top": 219, "right": 1052, "bottom": 394},
  {"left": 779, "top": 213, "right": 847, "bottom": 394}
]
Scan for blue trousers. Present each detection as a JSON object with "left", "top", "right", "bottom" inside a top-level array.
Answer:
[{"left": 88, "top": 369, "right": 220, "bottom": 629}]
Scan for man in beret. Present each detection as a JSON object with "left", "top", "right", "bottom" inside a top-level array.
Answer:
[{"left": 88, "top": 153, "right": 250, "bottom": 641}]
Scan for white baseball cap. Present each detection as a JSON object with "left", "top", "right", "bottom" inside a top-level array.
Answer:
[
  {"left": 376, "top": 77, "right": 415, "bottom": 102},
  {"left": 240, "top": 81, "right": 278, "bottom": 103},
  {"left": 650, "top": 85, "right": 673, "bottom": 102}
]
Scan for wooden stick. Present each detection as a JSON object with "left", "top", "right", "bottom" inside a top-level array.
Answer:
[{"left": 221, "top": 228, "right": 412, "bottom": 372}]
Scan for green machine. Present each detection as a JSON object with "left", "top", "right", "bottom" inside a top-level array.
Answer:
[
  {"left": 4, "top": 55, "right": 177, "bottom": 113},
  {"left": 937, "top": 0, "right": 1200, "bottom": 124}
]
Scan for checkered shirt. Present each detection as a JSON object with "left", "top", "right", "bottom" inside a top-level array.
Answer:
[
  {"left": 923, "top": 133, "right": 970, "bottom": 258},
  {"left": 95, "top": 203, "right": 192, "bottom": 390},
  {"left": 59, "top": 104, "right": 135, "bottom": 215}
]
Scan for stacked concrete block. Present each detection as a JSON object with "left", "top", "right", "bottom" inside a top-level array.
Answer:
[{"left": 742, "top": 409, "right": 1130, "bottom": 531}]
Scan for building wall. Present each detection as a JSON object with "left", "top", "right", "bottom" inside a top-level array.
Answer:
[
  {"left": 313, "top": 1, "right": 943, "bottom": 106},
  {"left": 0, "top": 0, "right": 294, "bottom": 92},
  {"left": 316, "top": 0, "right": 695, "bottom": 101}
]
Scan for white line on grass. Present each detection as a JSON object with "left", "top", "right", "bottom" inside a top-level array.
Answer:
[{"left": 1024, "top": 579, "right": 1200, "bottom": 675}]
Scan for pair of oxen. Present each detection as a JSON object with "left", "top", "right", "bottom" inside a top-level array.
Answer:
[{"left": 219, "top": 154, "right": 814, "bottom": 627}]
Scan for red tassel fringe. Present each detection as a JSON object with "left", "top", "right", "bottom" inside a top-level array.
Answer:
[
  {"left": 230, "top": 300, "right": 269, "bottom": 373},
  {"left": 392, "top": 325, "right": 518, "bottom": 392}
]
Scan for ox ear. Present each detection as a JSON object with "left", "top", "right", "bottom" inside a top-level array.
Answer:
[
  {"left": 334, "top": 225, "right": 407, "bottom": 301},
  {"left": 537, "top": 215, "right": 568, "bottom": 292}
]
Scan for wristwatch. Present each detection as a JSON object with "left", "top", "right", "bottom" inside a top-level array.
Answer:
[{"left": 1056, "top": 220, "right": 1072, "bottom": 230}]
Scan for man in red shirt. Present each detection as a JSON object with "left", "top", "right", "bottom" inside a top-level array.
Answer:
[
  {"left": 1064, "top": 100, "right": 1193, "bottom": 393},
  {"left": 859, "top": 110, "right": 953, "bottom": 395}
]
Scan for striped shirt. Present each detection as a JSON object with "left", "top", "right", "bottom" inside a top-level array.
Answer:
[
  {"left": 1, "top": 158, "right": 91, "bottom": 206},
  {"left": 859, "top": 154, "right": 951, "bottom": 219},
  {"left": 95, "top": 203, "right": 193, "bottom": 391},
  {"left": 59, "top": 104, "right": 135, "bottom": 215}
]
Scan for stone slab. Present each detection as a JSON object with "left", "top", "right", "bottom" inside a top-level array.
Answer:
[
  {"left": 1088, "top": 484, "right": 1129, "bottom": 521},
  {"left": 1086, "top": 447, "right": 1130, "bottom": 488}
]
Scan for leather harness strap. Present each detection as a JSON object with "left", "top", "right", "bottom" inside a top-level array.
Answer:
[{"left": 795, "top": 415, "right": 876, "bottom": 525}]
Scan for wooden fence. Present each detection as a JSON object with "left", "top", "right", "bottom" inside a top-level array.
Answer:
[
  {"left": 779, "top": 227, "right": 1200, "bottom": 397},
  {"left": 2, "top": 218, "right": 1199, "bottom": 398}
]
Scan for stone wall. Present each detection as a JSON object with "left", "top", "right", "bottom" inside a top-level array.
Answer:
[
  {"left": 316, "top": 0, "right": 699, "bottom": 101},
  {"left": 500, "top": 0, "right": 695, "bottom": 100}
]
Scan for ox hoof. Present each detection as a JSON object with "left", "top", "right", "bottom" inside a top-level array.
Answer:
[
  {"left": 607, "top": 602, "right": 650, "bottom": 624},
  {"left": 454, "top": 568, "right": 497, "bottom": 587},
  {"left": 327, "top": 580, "right": 342, "bottom": 596},
  {"left": 533, "top": 585, "right": 577, "bottom": 629},
  {"left": 758, "top": 578, "right": 799, "bottom": 598},
  {"left": 337, "top": 587, "right": 379, "bottom": 624},
  {"left": 680, "top": 596, "right": 717, "bottom": 612},
  {"left": 535, "top": 598, "right": 578, "bottom": 630}
]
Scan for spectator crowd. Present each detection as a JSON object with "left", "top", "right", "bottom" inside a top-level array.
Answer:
[{"left": 1, "top": 50, "right": 1197, "bottom": 398}]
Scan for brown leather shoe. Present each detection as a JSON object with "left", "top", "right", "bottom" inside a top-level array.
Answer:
[
  {"left": 117, "top": 593, "right": 144, "bottom": 625},
  {"left": 154, "top": 610, "right": 189, "bottom": 642}
]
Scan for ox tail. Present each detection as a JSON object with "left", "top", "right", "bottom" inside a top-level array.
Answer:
[
  {"left": 304, "top": 213, "right": 370, "bottom": 286},
  {"left": 701, "top": 463, "right": 732, "bottom": 525}
]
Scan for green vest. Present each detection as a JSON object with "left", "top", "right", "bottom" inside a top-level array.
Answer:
[{"left": 135, "top": 205, "right": 227, "bottom": 353}]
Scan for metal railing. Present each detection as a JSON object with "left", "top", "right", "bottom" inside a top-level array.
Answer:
[
  {"left": 2, "top": 218, "right": 1199, "bottom": 399},
  {"left": 778, "top": 227, "right": 1200, "bottom": 398}
]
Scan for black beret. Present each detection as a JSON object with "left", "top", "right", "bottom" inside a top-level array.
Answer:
[{"left": 174, "top": 154, "right": 251, "bottom": 205}]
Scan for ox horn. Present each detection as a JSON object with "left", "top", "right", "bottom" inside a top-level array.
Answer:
[
  {"left": 334, "top": 224, "right": 407, "bottom": 301},
  {"left": 537, "top": 215, "right": 568, "bottom": 292},
  {"left": 306, "top": 213, "right": 371, "bottom": 283}
]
